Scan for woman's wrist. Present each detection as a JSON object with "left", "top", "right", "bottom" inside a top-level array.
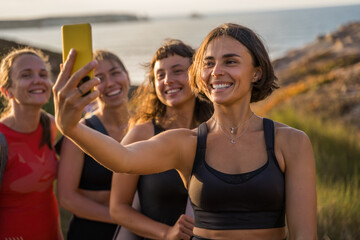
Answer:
[{"left": 160, "top": 225, "right": 171, "bottom": 240}]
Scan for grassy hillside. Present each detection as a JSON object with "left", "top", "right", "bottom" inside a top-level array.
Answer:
[
  {"left": 253, "top": 22, "right": 360, "bottom": 239},
  {"left": 268, "top": 108, "right": 360, "bottom": 239}
]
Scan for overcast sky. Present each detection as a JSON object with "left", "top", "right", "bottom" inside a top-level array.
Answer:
[{"left": 1, "top": 0, "right": 359, "bottom": 20}]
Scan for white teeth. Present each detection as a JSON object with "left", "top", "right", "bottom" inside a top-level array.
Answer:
[
  {"left": 106, "top": 89, "right": 121, "bottom": 97},
  {"left": 166, "top": 89, "right": 181, "bottom": 94},
  {"left": 212, "top": 83, "right": 231, "bottom": 89},
  {"left": 30, "top": 89, "right": 45, "bottom": 93}
]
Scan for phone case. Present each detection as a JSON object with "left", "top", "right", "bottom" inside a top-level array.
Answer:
[{"left": 61, "top": 23, "right": 93, "bottom": 94}]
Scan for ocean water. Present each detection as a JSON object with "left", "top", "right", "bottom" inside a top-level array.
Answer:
[{"left": 0, "top": 4, "right": 359, "bottom": 85}]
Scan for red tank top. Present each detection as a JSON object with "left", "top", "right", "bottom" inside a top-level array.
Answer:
[{"left": 0, "top": 122, "right": 61, "bottom": 240}]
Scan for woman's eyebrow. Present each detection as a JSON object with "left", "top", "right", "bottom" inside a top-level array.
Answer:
[
  {"left": 170, "top": 64, "right": 182, "bottom": 69},
  {"left": 109, "top": 66, "right": 123, "bottom": 72},
  {"left": 203, "top": 56, "right": 215, "bottom": 62},
  {"left": 19, "top": 68, "right": 32, "bottom": 73},
  {"left": 203, "top": 53, "right": 241, "bottom": 60},
  {"left": 223, "top": 53, "right": 241, "bottom": 58}
]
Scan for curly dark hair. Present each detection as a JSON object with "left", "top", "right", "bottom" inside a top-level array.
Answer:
[{"left": 129, "top": 39, "right": 213, "bottom": 128}]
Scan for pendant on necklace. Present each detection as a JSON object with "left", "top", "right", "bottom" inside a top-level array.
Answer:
[
  {"left": 231, "top": 139, "right": 235, "bottom": 144},
  {"left": 230, "top": 127, "right": 235, "bottom": 134}
]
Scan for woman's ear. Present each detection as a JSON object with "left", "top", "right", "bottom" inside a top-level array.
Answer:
[{"left": 252, "top": 68, "right": 263, "bottom": 83}]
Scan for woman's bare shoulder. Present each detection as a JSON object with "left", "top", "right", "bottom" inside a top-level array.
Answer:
[
  {"left": 273, "top": 121, "right": 309, "bottom": 142},
  {"left": 150, "top": 127, "right": 198, "bottom": 153},
  {"left": 122, "top": 121, "right": 155, "bottom": 144},
  {"left": 273, "top": 120, "right": 313, "bottom": 161},
  {"left": 159, "top": 126, "right": 197, "bottom": 137}
]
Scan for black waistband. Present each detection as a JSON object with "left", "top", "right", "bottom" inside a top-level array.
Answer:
[{"left": 193, "top": 209, "right": 285, "bottom": 230}]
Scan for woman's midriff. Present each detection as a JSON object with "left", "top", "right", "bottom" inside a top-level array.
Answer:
[
  {"left": 78, "top": 189, "right": 111, "bottom": 206},
  {"left": 193, "top": 226, "right": 286, "bottom": 240}
]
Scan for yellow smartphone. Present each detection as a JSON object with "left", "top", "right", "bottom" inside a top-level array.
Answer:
[{"left": 61, "top": 23, "right": 93, "bottom": 95}]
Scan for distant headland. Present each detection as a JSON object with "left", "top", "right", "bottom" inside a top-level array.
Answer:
[
  {"left": 0, "top": 21, "right": 359, "bottom": 132},
  {"left": 0, "top": 13, "right": 148, "bottom": 29}
]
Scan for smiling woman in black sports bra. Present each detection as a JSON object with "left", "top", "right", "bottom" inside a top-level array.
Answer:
[
  {"left": 53, "top": 23, "right": 317, "bottom": 240},
  {"left": 57, "top": 50, "right": 130, "bottom": 239},
  {"left": 109, "top": 39, "right": 213, "bottom": 239}
]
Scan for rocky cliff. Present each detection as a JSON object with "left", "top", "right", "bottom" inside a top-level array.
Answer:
[
  {"left": 0, "top": 14, "right": 142, "bottom": 29},
  {"left": 253, "top": 22, "right": 360, "bottom": 131}
]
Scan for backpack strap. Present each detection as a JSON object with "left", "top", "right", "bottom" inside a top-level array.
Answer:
[{"left": 0, "top": 132, "right": 8, "bottom": 190}]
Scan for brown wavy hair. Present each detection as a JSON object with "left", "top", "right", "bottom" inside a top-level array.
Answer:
[
  {"left": 189, "top": 23, "right": 279, "bottom": 103},
  {"left": 0, "top": 47, "right": 53, "bottom": 149},
  {"left": 129, "top": 39, "right": 213, "bottom": 128}
]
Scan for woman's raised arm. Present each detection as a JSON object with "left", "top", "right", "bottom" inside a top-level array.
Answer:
[{"left": 53, "top": 49, "right": 195, "bottom": 176}]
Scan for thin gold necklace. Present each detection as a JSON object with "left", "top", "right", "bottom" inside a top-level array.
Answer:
[{"left": 212, "top": 112, "right": 254, "bottom": 144}]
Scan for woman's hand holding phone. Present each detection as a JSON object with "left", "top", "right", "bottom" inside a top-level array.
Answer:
[{"left": 53, "top": 48, "right": 100, "bottom": 136}]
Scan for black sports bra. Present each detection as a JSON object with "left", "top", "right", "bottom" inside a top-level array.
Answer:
[
  {"left": 78, "top": 115, "right": 113, "bottom": 191},
  {"left": 188, "top": 118, "right": 285, "bottom": 230},
  {"left": 136, "top": 120, "right": 188, "bottom": 229}
]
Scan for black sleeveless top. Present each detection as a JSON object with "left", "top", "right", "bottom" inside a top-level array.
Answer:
[
  {"left": 78, "top": 115, "right": 113, "bottom": 190},
  {"left": 188, "top": 118, "right": 285, "bottom": 230},
  {"left": 137, "top": 120, "right": 188, "bottom": 230}
]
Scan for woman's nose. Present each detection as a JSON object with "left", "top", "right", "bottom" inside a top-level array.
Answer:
[
  {"left": 211, "top": 64, "right": 225, "bottom": 77},
  {"left": 33, "top": 74, "right": 49, "bottom": 84},
  {"left": 164, "top": 74, "right": 174, "bottom": 85},
  {"left": 103, "top": 76, "right": 115, "bottom": 87}
]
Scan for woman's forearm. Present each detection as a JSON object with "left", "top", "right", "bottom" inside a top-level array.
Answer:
[
  {"left": 110, "top": 203, "right": 169, "bottom": 239},
  {"left": 59, "top": 191, "right": 115, "bottom": 224}
]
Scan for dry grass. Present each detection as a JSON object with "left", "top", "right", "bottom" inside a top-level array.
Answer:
[
  {"left": 252, "top": 72, "right": 336, "bottom": 116},
  {"left": 269, "top": 108, "right": 360, "bottom": 239}
]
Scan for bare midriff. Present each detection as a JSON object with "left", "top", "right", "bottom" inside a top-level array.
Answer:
[{"left": 193, "top": 226, "right": 286, "bottom": 240}]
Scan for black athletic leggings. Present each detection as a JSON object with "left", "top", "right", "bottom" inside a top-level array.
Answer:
[{"left": 67, "top": 215, "right": 117, "bottom": 240}]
